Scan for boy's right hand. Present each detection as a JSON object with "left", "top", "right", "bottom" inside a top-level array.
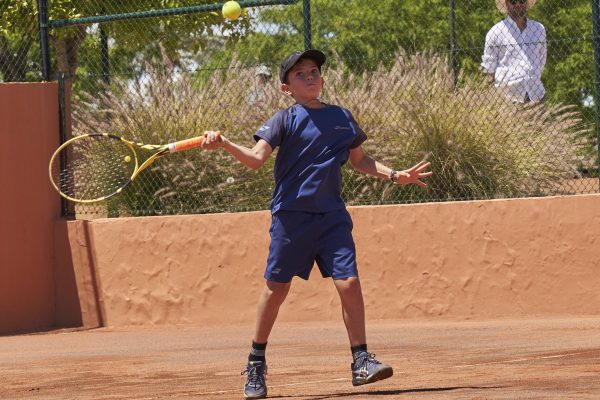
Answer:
[{"left": 201, "top": 130, "right": 224, "bottom": 150}]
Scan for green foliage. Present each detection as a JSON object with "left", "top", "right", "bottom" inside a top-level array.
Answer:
[
  {"left": 0, "top": 0, "right": 247, "bottom": 85},
  {"left": 2, "top": 0, "right": 597, "bottom": 123},
  {"left": 0, "top": 0, "right": 39, "bottom": 81}
]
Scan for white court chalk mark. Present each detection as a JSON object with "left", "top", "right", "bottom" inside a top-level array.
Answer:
[
  {"left": 451, "top": 350, "right": 599, "bottom": 368},
  {"left": 194, "top": 377, "right": 347, "bottom": 396}
]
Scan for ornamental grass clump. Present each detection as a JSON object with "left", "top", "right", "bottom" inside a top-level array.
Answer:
[
  {"left": 73, "top": 50, "right": 587, "bottom": 216},
  {"left": 73, "top": 56, "right": 284, "bottom": 216},
  {"left": 324, "top": 51, "right": 587, "bottom": 204}
]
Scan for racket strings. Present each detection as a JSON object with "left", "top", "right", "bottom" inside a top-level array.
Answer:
[{"left": 52, "top": 135, "right": 137, "bottom": 201}]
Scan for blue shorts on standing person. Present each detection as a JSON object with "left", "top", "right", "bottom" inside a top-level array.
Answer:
[{"left": 265, "top": 209, "right": 358, "bottom": 283}]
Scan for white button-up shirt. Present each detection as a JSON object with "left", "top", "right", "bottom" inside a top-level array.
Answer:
[{"left": 481, "top": 17, "right": 547, "bottom": 102}]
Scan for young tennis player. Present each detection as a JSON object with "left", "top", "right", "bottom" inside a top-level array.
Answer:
[{"left": 201, "top": 49, "right": 432, "bottom": 399}]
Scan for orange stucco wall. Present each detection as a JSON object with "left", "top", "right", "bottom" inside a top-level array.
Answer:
[
  {"left": 59, "top": 195, "right": 600, "bottom": 329},
  {"left": 0, "top": 83, "right": 60, "bottom": 334}
]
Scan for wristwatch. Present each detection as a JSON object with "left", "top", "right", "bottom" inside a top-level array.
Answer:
[{"left": 389, "top": 169, "right": 398, "bottom": 182}]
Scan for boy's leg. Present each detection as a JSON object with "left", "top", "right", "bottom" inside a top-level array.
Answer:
[
  {"left": 333, "top": 276, "right": 393, "bottom": 386},
  {"left": 333, "top": 277, "right": 366, "bottom": 346},
  {"left": 243, "top": 279, "right": 291, "bottom": 400},
  {"left": 254, "top": 279, "right": 291, "bottom": 343}
]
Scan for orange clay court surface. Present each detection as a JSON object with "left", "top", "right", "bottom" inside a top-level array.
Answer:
[{"left": 1, "top": 317, "right": 599, "bottom": 399}]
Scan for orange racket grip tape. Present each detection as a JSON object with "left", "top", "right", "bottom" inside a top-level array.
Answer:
[{"left": 168, "top": 132, "right": 221, "bottom": 153}]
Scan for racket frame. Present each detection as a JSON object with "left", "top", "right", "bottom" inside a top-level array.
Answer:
[{"left": 49, "top": 133, "right": 207, "bottom": 203}]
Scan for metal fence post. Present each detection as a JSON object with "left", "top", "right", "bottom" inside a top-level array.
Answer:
[
  {"left": 449, "top": 0, "right": 458, "bottom": 87},
  {"left": 37, "top": 0, "right": 52, "bottom": 81},
  {"left": 57, "top": 73, "right": 69, "bottom": 216},
  {"left": 100, "top": 24, "right": 110, "bottom": 85},
  {"left": 593, "top": 0, "right": 600, "bottom": 178},
  {"left": 303, "top": 0, "right": 312, "bottom": 50}
]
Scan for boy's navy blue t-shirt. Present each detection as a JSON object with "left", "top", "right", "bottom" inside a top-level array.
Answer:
[{"left": 254, "top": 103, "right": 367, "bottom": 214}]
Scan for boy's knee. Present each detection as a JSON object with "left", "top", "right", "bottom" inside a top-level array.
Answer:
[
  {"left": 335, "top": 276, "right": 362, "bottom": 292},
  {"left": 265, "top": 280, "right": 291, "bottom": 300}
]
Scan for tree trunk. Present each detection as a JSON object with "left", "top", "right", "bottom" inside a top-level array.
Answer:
[{"left": 52, "top": 26, "right": 87, "bottom": 78}]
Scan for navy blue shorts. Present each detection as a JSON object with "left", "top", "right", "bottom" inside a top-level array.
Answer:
[{"left": 264, "top": 209, "right": 358, "bottom": 283}]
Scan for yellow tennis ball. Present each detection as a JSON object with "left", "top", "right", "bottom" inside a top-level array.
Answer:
[
  {"left": 222, "top": 1, "right": 241, "bottom": 20},
  {"left": 124, "top": 155, "right": 131, "bottom": 163}
]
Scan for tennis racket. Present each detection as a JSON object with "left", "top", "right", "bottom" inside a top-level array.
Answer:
[{"left": 49, "top": 132, "right": 219, "bottom": 203}]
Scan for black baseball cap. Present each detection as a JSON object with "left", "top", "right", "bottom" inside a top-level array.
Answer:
[{"left": 279, "top": 49, "right": 327, "bottom": 83}]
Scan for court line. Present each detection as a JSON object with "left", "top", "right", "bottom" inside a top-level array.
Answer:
[
  {"left": 450, "top": 350, "right": 599, "bottom": 368},
  {"left": 193, "top": 377, "right": 348, "bottom": 396}
]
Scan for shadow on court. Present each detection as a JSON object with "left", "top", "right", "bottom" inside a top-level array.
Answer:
[{"left": 269, "top": 385, "right": 504, "bottom": 399}]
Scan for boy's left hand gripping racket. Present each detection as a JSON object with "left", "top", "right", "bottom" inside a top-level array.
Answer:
[{"left": 49, "top": 132, "right": 219, "bottom": 203}]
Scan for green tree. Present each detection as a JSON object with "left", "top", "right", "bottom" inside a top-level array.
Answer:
[
  {"left": 208, "top": 0, "right": 594, "bottom": 109},
  {"left": 0, "top": 0, "right": 247, "bottom": 85},
  {"left": 533, "top": 1, "right": 593, "bottom": 107},
  {"left": 204, "top": 1, "right": 497, "bottom": 72},
  {"left": 0, "top": 0, "right": 40, "bottom": 81}
]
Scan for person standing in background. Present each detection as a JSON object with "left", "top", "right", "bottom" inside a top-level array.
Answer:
[
  {"left": 481, "top": 0, "right": 547, "bottom": 102},
  {"left": 247, "top": 65, "right": 273, "bottom": 106}
]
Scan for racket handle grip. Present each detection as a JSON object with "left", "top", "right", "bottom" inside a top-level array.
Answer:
[{"left": 168, "top": 132, "right": 221, "bottom": 153}]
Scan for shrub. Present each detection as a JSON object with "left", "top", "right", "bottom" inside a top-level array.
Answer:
[
  {"left": 73, "top": 56, "right": 284, "bottom": 216},
  {"left": 325, "top": 51, "right": 588, "bottom": 204},
  {"left": 73, "top": 51, "right": 588, "bottom": 216}
]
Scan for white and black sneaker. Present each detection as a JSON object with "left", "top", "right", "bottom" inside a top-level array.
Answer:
[
  {"left": 242, "top": 361, "right": 267, "bottom": 399},
  {"left": 351, "top": 352, "right": 393, "bottom": 386}
]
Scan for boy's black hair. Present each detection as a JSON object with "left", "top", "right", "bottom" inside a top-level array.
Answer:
[{"left": 279, "top": 49, "right": 326, "bottom": 84}]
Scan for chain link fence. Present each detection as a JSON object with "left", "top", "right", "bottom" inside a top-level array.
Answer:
[
  {"left": 2, "top": 0, "right": 599, "bottom": 217},
  {"left": 0, "top": 1, "right": 42, "bottom": 81}
]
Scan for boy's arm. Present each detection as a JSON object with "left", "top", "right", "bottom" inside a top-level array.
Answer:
[
  {"left": 201, "top": 130, "right": 273, "bottom": 170},
  {"left": 349, "top": 145, "right": 431, "bottom": 188}
]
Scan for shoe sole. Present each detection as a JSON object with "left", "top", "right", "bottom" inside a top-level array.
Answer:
[
  {"left": 244, "top": 393, "right": 267, "bottom": 399},
  {"left": 352, "top": 366, "right": 394, "bottom": 386},
  {"left": 244, "top": 391, "right": 267, "bottom": 400}
]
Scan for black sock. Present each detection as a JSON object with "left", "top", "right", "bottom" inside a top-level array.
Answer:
[
  {"left": 351, "top": 344, "right": 368, "bottom": 360},
  {"left": 248, "top": 340, "right": 267, "bottom": 363}
]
